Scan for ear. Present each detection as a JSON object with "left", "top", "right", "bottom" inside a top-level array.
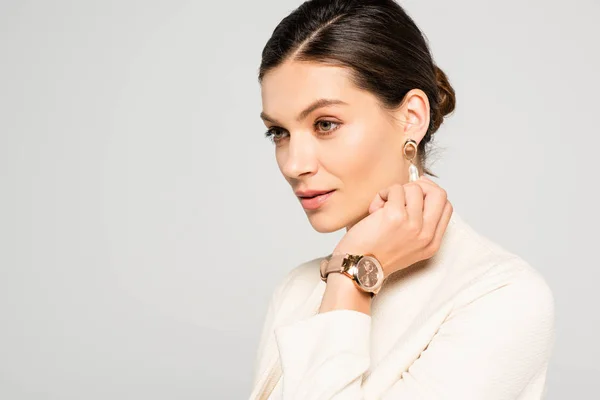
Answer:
[{"left": 393, "top": 89, "right": 430, "bottom": 143}]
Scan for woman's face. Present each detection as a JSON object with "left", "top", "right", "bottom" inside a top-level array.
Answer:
[{"left": 260, "top": 60, "right": 428, "bottom": 233}]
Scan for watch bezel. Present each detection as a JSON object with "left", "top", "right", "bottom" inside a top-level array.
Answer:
[{"left": 348, "top": 255, "right": 384, "bottom": 293}]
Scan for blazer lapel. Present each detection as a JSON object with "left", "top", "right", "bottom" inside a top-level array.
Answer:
[{"left": 250, "top": 278, "right": 326, "bottom": 400}]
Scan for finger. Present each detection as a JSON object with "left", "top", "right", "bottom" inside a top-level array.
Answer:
[
  {"left": 417, "top": 175, "right": 438, "bottom": 189},
  {"left": 380, "top": 178, "right": 430, "bottom": 201},
  {"left": 377, "top": 183, "right": 402, "bottom": 203},
  {"left": 424, "top": 201, "right": 453, "bottom": 254},
  {"left": 380, "top": 184, "right": 408, "bottom": 218},
  {"left": 377, "top": 185, "right": 392, "bottom": 202},
  {"left": 403, "top": 182, "right": 424, "bottom": 226},
  {"left": 368, "top": 192, "right": 386, "bottom": 214},
  {"left": 412, "top": 180, "right": 448, "bottom": 238}
]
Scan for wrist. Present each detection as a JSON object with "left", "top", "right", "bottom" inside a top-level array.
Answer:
[{"left": 319, "top": 272, "right": 372, "bottom": 315}]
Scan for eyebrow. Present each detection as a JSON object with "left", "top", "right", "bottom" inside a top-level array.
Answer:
[{"left": 260, "top": 98, "right": 348, "bottom": 124}]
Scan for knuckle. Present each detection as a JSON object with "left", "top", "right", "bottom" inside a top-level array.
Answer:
[
  {"left": 417, "top": 247, "right": 432, "bottom": 260},
  {"left": 405, "top": 182, "right": 423, "bottom": 193},
  {"left": 422, "top": 243, "right": 437, "bottom": 258},
  {"left": 417, "top": 235, "right": 431, "bottom": 249},
  {"left": 391, "top": 183, "right": 403, "bottom": 192},
  {"left": 406, "top": 220, "right": 421, "bottom": 235},
  {"left": 386, "top": 184, "right": 403, "bottom": 198},
  {"left": 428, "top": 236, "right": 443, "bottom": 253},
  {"left": 425, "top": 247, "right": 437, "bottom": 259},
  {"left": 437, "top": 187, "right": 448, "bottom": 200},
  {"left": 417, "top": 230, "right": 433, "bottom": 245},
  {"left": 387, "top": 208, "right": 405, "bottom": 223}
]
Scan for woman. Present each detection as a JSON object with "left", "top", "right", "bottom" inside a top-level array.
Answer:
[{"left": 249, "top": 0, "right": 555, "bottom": 399}]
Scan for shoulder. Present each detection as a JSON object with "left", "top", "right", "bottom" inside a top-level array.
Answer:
[
  {"left": 443, "top": 257, "right": 556, "bottom": 376},
  {"left": 439, "top": 213, "right": 555, "bottom": 334},
  {"left": 449, "top": 212, "right": 554, "bottom": 300},
  {"left": 448, "top": 253, "right": 555, "bottom": 347},
  {"left": 471, "top": 257, "right": 554, "bottom": 316}
]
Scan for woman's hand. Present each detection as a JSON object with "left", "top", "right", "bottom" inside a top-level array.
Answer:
[{"left": 334, "top": 176, "right": 453, "bottom": 279}]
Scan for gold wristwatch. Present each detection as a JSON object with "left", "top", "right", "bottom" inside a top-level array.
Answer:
[{"left": 319, "top": 253, "right": 384, "bottom": 297}]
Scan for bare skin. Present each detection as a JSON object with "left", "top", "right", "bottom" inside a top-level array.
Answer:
[
  {"left": 260, "top": 59, "right": 453, "bottom": 316},
  {"left": 320, "top": 179, "right": 453, "bottom": 315}
]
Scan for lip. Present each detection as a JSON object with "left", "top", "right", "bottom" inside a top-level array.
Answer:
[
  {"left": 295, "top": 189, "right": 335, "bottom": 198},
  {"left": 297, "top": 189, "right": 336, "bottom": 210}
]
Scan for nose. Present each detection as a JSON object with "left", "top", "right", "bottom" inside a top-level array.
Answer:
[{"left": 280, "top": 132, "right": 318, "bottom": 179}]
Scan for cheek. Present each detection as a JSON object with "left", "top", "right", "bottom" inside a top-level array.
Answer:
[
  {"left": 274, "top": 147, "right": 287, "bottom": 174},
  {"left": 324, "top": 123, "right": 391, "bottom": 181}
]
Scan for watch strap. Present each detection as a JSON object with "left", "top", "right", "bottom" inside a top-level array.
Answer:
[{"left": 320, "top": 253, "right": 348, "bottom": 281}]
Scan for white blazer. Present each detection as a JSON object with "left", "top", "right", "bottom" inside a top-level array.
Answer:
[{"left": 249, "top": 210, "right": 555, "bottom": 400}]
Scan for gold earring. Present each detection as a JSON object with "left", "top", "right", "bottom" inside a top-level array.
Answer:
[{"left": 403, "top": 139, "right": 420, "bottom": 182}]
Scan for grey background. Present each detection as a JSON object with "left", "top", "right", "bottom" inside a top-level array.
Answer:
[{"left": 1, "top": 0, "right": 598, "bottom": 398}]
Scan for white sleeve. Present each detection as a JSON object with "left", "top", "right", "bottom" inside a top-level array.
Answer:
[
  {"left": 273, "top": 270, "right": 555, "bottom": 400},
  {"left": 252, "top": 271, "right": 296, "bottom": 387}
]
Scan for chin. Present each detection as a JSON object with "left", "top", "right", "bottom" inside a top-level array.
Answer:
[
  {"left": 305, "top": 212, "right": 344, "bottom": 233},
  {"left": 305, "top": 210, "right": 353, "bottom": 233}
]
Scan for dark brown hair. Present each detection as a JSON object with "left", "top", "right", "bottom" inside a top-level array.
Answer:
[{"left": 258, "top": 0, "right": 456, "bottom": 177}]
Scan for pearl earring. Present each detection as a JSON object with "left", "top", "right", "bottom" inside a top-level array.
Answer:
[{"left": 403, "top": 139, "right": 420, "bottom": 182}]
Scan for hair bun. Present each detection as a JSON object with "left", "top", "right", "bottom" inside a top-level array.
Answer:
[{"left": 431, "top": 65, "right": 456, "bottom": 133}]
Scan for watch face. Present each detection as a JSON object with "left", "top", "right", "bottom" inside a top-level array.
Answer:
[{"left": 355, "top": 256, "right": 383, "bottom": 290}]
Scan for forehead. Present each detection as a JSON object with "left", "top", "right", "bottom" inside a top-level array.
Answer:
[{"left": 261, "top": 60, "right": 357, "bottom": 115}]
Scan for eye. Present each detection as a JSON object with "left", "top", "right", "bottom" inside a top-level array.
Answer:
[
  {"left": 264, "top": 120, "right": 342, "bottom": 145},
  {"left": 264, "top": 127, "right": 288, "bottom": 144},
  {"left": 315, "top": 120, "right": 341, "bottom": 134}
]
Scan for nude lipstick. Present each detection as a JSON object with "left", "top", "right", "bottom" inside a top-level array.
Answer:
[{"left": 295, "top": 189, "right": 336, "bottom": 210}]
